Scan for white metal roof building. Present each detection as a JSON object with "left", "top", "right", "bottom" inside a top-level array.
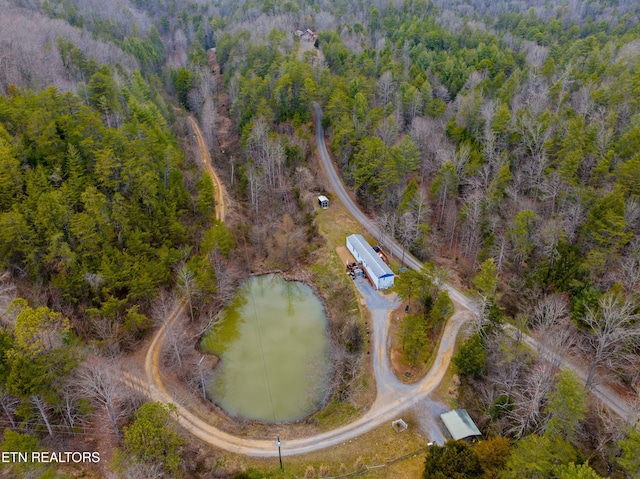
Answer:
[
  {"left": 346, "top": 234, "right": 394, "bottom": 290},
  {"left": 318, "top": 195, "right": 329, "bottom": 209},
  {"left": 440, "top": 409, "right": 482, "bottom": 441}
]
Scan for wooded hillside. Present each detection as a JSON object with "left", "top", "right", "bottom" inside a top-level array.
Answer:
[
  {"left": 207, "top": 1, "right": 640, "bottom": 477},
  {"left": 1, "top": 0, "right": 640, "bottom": 477}
]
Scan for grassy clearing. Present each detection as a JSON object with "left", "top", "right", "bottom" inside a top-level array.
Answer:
[
  {"left": 310, "top": 397, "right": 361, "bottom": 432},
  {"left": 314, "top": 193, "right": 363, "bottom": 245},
  {"left": 223, "top": 163, "right": 425, "bottom": 476},
  {"left": 212, "top": 421, "right": 428, "bottom": 479},
  {"left": 307, "top": 199, "right": 377, "bottom": 428}
]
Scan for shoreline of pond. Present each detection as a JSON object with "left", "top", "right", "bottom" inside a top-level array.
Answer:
[{"left": 199, "top": 273, "right": 333, "bottom": 423}]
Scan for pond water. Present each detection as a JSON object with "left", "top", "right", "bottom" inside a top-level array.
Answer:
[{"left": 200, "top": 274, "right": 331, "bottom": 423}]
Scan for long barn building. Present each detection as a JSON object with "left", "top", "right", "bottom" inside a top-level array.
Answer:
[{"left": 346, "top": 234, "right": 394, "bottom": 290}]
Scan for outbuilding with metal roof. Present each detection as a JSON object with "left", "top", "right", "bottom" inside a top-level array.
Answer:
[
  {"left": 346, "top": 234, "right": 394, "bottom": 290},
  {"left": 440, "top": 409, "right": 482, "bottom": 442}
]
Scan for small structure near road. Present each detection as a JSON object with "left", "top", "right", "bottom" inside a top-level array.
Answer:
[
  {"left": 317, "top": 195, "right": 329, "bottom": 209},
  {"left": 346, "top": 234, "right": 394, "bottom": 290},
  {"left": 295, "top": 28, "right": 316, "bottom": 41},
  {"left": 392, "top": 418, "right": 408, "bottom": 433},
  {"left": 440, "top": 409, "right": 482, "bottom": 442}
]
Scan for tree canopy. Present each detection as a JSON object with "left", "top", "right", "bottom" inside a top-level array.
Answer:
[{"left": 122, "top": 402, "right": 183, "bottom": 475}]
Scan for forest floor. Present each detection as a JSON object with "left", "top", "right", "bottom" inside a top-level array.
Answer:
[
  {"left": 109, "top": 75, "right": 471, "bottom": 478},
  {"left": 116, "top": 79, "right": 638, "bottom": 479},
  {"left": 313, "top": 101, "right": 640, "bottom": 424}
]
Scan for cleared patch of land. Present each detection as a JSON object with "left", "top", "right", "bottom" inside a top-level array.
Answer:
[{"left": 212, "top": 420, "right": 428, "bottom": 479}]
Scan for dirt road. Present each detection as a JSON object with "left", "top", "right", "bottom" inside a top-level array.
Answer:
[
  {"left": 187, "top": 115, "right": 226, "bottom": 222},
  {"left": 129, "top": 104, "right": 636, "bottom": 460},
  {"left": 140, "top": 276, "right": 469, "bottom": 456},
  {"left": 312, "top": 103, "right": 477, "bottom": 315},
  {"left": 132, "top": 114, "right": 473, "bottom": 457},
  {"left": 312, "top": 101, "right": 638, "bottom": 424}
]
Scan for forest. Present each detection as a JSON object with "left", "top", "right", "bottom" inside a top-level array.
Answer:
[{"left": 0, "top": 0, "right": 640, "bottom": 477}]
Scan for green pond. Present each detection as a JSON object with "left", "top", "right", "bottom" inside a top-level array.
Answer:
[{"left": 200, "top": 274, "right": 331, "bottom": 423}]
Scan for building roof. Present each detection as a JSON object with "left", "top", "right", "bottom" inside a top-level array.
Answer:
[
  {"left": 440, "top": 410, "right": 482, "bottom": 440},
  {"left": 346, "top": 234, "right": 394, "bottom": 279},
  {"left": 318, "top": 195, "right": 329, "bottom": 202}
]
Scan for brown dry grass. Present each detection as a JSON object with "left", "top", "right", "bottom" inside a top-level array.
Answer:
[
  {"left": 212, "top": 420, "right": 428, "bottom": 479},
  {"left": 314, "top": 193, "right": 363, "bottom": 246},
  {"left": 336, "top": 245, "right": 356, "bottom": 266},
  {"left": 143, "top": 187, "right": 379, "bottom": 441},
  {"left": 308, "top": 199, "right": 377, "bottom": 427}
]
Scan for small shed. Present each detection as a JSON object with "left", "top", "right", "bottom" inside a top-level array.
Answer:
[
  {"left": 346, "top": 234, "right": 394, "bottom": 290},
  {"left": 440, "top": 410, "right": 482, "bottom": 442},
  {"left": 392, "top": 419, "right": 408, "bottom": 433},
  {"left": 318, "top": 195, "right": 329, "bottom": 209}
]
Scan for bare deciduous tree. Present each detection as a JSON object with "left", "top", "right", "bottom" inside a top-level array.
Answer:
[
  {"left": 410, "top": 116, "right": 453, "bottom": 180},
  {"left": 624, "top": 197, "right": 640, "bottom": 234},
  {"left": 397, "top": 212, "right": 418, "bottom": 266},
  {"left": 375, "top": 210, "right": 397, "bottom": 250},
  {"left": 108, "top": 461, "right": 164, "bottom": 479},
  {"left": 246, "top": 162, "right": 264, "bottom": 215},
  {"left": 507, "top": 362, "right": 555, "bottom": 438},
  {"left": 522, "top": 41, "right": 547, "bottom": 70},
  {"left": 0, "top": 387, "right": 18, "bottom": 428},
  {"left": 165, "top": 317, "right": 187, "bottom": 373},
  {"left": 374, "top": 115, "right": 399, "bottom": 147},
  {"left": 331, "top": 350, "right": 364, "bottom": 407},
  {"left": 78, "top": 362, "right": 130, "bottom": 441},
  {"left": 582, "top": 293, "right": 640, "bottom": 390},
  {"left": 60, "top": 384, "right": 89, "bottom": 434},
  {"left": 530, "top": 294, "right": 574, "bottom": 368},
  {"left": 459, "top": 192, "right": 484, "bottom": 263},
  {"left": 588, "top": 401, "right": 628, "bottom": 463},
  {"left": 0, "top": 6, "right": 137, "bottom": 95},
  {"left": 177, "top": 266, "right": 199, "bottom": 323},
  {"left": 377, "top": 70, "right": 395, "bottom": 106},
  {"left": 31, "top": 394, "right": 55, "bottom": 437},
  {"left": 531, "top": 294, "right": 568, "bottom": 331}
]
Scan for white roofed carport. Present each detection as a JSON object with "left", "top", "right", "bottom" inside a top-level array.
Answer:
[{"left": 440, "top": 409, "right": 481, "bottom": 441}]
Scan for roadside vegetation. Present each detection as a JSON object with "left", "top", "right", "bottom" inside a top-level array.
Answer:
[{"left": 392, "top": 263, "right": 454, "bottom": 375}]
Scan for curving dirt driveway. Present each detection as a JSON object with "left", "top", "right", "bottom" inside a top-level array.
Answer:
[
  {"left": 134, "top": 106, "right": 636, "bottom": 459},
  {"left": 187, "top": 115, "right": 226, "bottom": 222},
  {"left": 312, "top": 102, "right": 638, "bottom": 425},
  {"left": 140, "top": 276, "right": 471, "bottom": 456},
  {"left": 132, "top": 113, "right": 473, "bottom": 457}
]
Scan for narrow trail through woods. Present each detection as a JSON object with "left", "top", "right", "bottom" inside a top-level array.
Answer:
[{"left": 187, "top": 115, "right": 226, "bottom": 222}]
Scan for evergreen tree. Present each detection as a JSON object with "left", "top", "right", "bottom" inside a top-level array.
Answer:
[
  {"left": 423, "top": 440, "right": 483, "bottom": 479},
  {"left": 453, "top": 333, "right": 486, "bottom": 378},
  {"left": 122, "top": 402, "right": 183, "bottom": 475}
]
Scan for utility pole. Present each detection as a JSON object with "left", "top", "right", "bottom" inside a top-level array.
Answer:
[{"left": 277, "top": 436, "right": 283, "bottom": 471}]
